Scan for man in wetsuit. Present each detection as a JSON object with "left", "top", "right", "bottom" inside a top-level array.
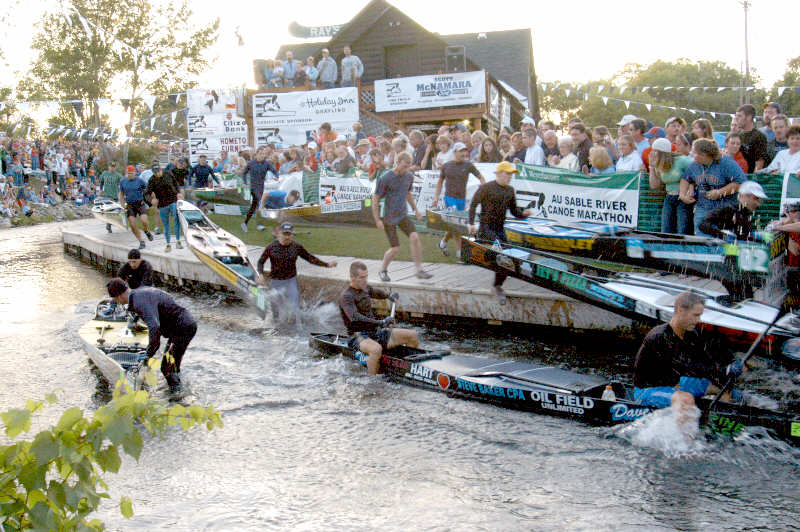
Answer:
[
  {"left": 468, "top": 161, "right": 532, "bottom": 303},
  {"left": 189, "top": 155, "right": 220, "bottom": 188},
  {"left": 106, "top": 278, "right": 196, "bottom": 390},
  {"left": 634, "top": 291, "right": 744, "bottom": 409},
  {"left": 432, "top": 142, "right": 485, "bottom": 257},
  {"left": 257, "top": 222, "right": 337, "bottom": 319},
  {"left": 338, "top": 261, "right": 415, "bottom": 376},
  {"left": 241, "top": 146, "right": 279, "bottom": 233},
  {"left": 119, "top": 165, "right": 153, "bottom": 249},
  {"left": 118, "top": 249, "right": 153, "bottom": 289}
]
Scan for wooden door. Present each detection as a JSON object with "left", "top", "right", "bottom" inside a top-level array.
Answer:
[{"left": 384, "top": 45, "right": 419, "bottom": 78}]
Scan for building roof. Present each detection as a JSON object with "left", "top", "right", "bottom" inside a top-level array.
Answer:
[{"left": 441, "top": 29, "right": 533, "bottom": 99}]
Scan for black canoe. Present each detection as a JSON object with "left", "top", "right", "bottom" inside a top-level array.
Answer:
[
  {"left": 459, "top": 237, "right": 800, "bottom": 363},
  {"left": 309, "top": 333, "right": 800, "bottom": 446}
]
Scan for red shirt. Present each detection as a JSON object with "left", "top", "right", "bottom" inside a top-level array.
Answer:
[{"left": 732, "top": 151, "right": 749, "bottom": 173}]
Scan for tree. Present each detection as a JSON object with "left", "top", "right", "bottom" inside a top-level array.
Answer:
[
  {"left": 768, "top": 56, "right": 800, "bottom": 118},
  {"left": 0, "top": 378, "right": 222, "bottom": 530}
]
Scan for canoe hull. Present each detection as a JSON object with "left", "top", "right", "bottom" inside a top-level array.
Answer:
[
  {"left": 78, "top": 307, "right": 149, "bottom": 387},
  {"left": 262, "top": 199, "right": 374, "bottom": 225}
]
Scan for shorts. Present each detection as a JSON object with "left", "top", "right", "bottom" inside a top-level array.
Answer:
[
  {"left": 348, "top": 327, "right": 392, "bottom": 352},
  {"left": 444, "top": 196, "right": 466, "bottom": 211},
  {"left": 634, "top": 376, "right": 711, "bottom": 408},
  {"left": 126, "top": 201, "right": 147, "bottom": 218},
  {"left": 383, "top": 217, "right": 416, "bottom": 247}
]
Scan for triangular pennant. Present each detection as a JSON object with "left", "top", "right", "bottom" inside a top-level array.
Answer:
[
  {"left": 47, "top": 127, "right": 56, "bottom": 136},
  {"left": 664, "top": 86, "right": 672, "bottom": 91},
  {"left": 710, "top": 112, "right": 716, "bottom": 118},
  {"left": 168, "top": 94, "right": 178, "bottom": 105},
  {"left": 584, "top": 92, "right": 589, "bottom": 101},
  {"left": 623, "top": 100, "right": 630, "bottom": 109},
  {"left": 778, "top": 87, "right": 787, "bottom": 96},
  {"left": 601, "top": 96, "right": 608, "bottom": 105},
  {"left": 645, "top": 103, "right": 652, "bottom": 111},
  {"left": 564, "top": 88, "right": 571, "bottom": 97},
  {"left": 76, "top": 14, "right": 92, "bottom": 38},
  {"left": 641, "top": 86, "right": 649, "bottom": 93},
  {"left": 171, "top": 111, "right": 177, "bottom": 125},
  {"left": 553, "top": 82, "right": 560, "bottom": 90},
  {"left": 575, "top": 84, "right": 582, "bottom": 92},
  {"left": 619, "top": 86, "right": 626, "bottom": 95},
  {"left": 597, "top": 84, "right": 605, "bottom": 93},
  {"left": 92, "top": 127, "right": 99, "bottom": 139},
  {"left": 717, "top": 87, "right": 727, "bottom": 92},
  {"left": 150, "top": 117, "right": 156, "bottom": 129},
  {"left": 689, "top": 87, "right": 698, "bottom": 91},
  {"left": 143, "top": 95, "right": 157, "bottom": 113},
  {"left": 746, "top": 86, "right": 755, "bottom": 91}
]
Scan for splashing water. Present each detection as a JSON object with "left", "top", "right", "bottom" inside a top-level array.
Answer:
[{"left": 616, "top": 406, "right": 708, "bottom": 457}]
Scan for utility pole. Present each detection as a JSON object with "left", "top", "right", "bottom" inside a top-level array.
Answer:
[{"left": 742, "top": 0, "right": 751, "bottom": 104}]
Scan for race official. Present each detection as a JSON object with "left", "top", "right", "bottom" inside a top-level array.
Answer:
[
  {"left": 338, "top": 261, "right": 417, "bottom": 375},
  {"left": 107, "top": 278, "right": 196, "bottom": 390}
]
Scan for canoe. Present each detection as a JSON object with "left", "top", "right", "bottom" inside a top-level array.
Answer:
[
  {"left": 427, "top": 209, "right": 784, "bottom": 281},
  {"left": 261, "top": 198, "right": 374, "bottom": 225},
  {"left": 309, "top": 333, "right": 800, "bottom": 446},
  {"left": 91, "top": 198, "right": 129, "bottom": 233},
  {"left": 78, "top": 299, "right": 149, "bottom": 387},
  {"left": 177, "top": 200, "right": 270, "bottom": 318},
  {"left": 189, "top": 186, "right": 250, "bottom": 206},
  {"left": 459, "top": 237, "right": 800, "bottom": 363}
]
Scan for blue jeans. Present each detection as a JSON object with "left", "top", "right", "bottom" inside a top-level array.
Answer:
[
  {"left": 693, "top": 205, "right": 714, "bottom": 238},
  {"left": 661, "top": 194, "right": 694, "bottom": 235},
  {"left": 158, "top": 202, "right": 181, "bottom": 243}
]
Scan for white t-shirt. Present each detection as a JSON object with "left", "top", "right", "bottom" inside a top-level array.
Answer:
[
  {"left": 138, "top": 170, "right": 153, "bottom": 185},
  {"left": 524, "top": 145, "right": 545, "bottom": 166},
  {"left": 763, "top": 149, "right": 800, "bottom": 174},
  {"left": 434, "top": 149, "right": 454, "bottom": 170},
  {"left": 616, "top": 152, "right": 644, "bottom": 172}
]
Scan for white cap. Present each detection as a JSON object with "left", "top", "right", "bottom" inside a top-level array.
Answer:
[
  {"left": 307, "top": 141, "right": 318, "bottom": 149},
  {"left": 617, "top": 114, "right": 637, "bottom": 126},
  {"left": 521, "top": 116, "right": 536, "bottom": 125},
  {"left": 738, "top": 181, "right": 767, "bottom": 199},
  {"left": 453, "top": 142, "right": 468, "bottom": 151},
  {"left": 665, "top": 116, "right": 680, "bottom": 128},
  {"left": 652, "top": 138, "right": 672, "bottom": 153}
]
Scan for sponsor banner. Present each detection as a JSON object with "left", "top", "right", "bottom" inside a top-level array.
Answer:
[
  {"left": 779, "top": 172, "right": 799, "bottom": 214},
  {"left": 187, "top": 88, "right": 239, "bottom": 115},
  {"left": 252, "top": 87, "right": 359, "bottom": 147},
  {"left": 318, "top": 168, "right": 374, "bottom": 203},
  {"left": 188, "top": 111, "right": 249, "bottom": 165},
  {"left": 374, "top": 71, "right": 486, "bottom": 112}
]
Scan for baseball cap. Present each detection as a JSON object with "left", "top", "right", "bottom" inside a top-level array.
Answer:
[
  {"left": 521, "top": 116, "right": 536, "bottom": 125},
  {"left": 617, "top": 114, "right": 637, "bottom": 126},
  {"left": 151, "top": 162, "right": 161, "bottom": 172},
  {"left": 106, "top": 278, "right": 129, "bottom": 297},
  {"left": 356, "top": 139, "right": 371, "bottom": 147},
  {"left": 394, "top": 130, "right": 404, "bottom": 136},
  {"left": 738, "top": 181, "right": 767, "bottom": 199},
  {"left": 126, "top": 165, "right": 136, "bottom": 172},
  {"left": 496, "top": 161, "right": 519, "bottom": 174},
  {"left": 278, "top": 221, "right": 295, "bottom": 233},
  {"left": 652, "top": 138, "right": 672, "bottom": 153},
  {"left": 307, "top": 141, "right": 318, "bottom": 150},
  {"left": 453, "top": 142, "right": 468, "bottom": 152},
  {"left": 453, "top": 123, "right": 467, "bottom": 132},
  {"left": 644, "top": 127, "right": 666, "bottom": 139},
  {"left": 665, "top": 116, "right": 681, "bottom": 127}
]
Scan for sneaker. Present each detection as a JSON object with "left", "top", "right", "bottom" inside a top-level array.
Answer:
[
  {"left": 145, "top": 230, "right": 154, "bottom": 241},
  {"left": 492, "top": 286, "right": 508, "bottom": 305},
  {"left": 256, "top": 224, "right": 265, "bottom": 231},
  {"left": 176, "top": 240, "right": 183, "bottom": 249},
  {"left": 379, "top": 270, "right": 391, "bottom": 282},
  {"left": 240, "top": 222, "right": 248, "bottom": 233},
  {"left": 438, "top": 239, "right": 449, "bottom": 256},
  {"left": 139, "top": 240, "right": 146, "bottom": 250},
  {"left": 154, "top": 227, "right": 162, "bottom": 235},
  {"left": 165, "top": 244, "right": 172, "bottom": 252},
  {"left": 415, "top": 270, "right": 433, "bottom": 279}
]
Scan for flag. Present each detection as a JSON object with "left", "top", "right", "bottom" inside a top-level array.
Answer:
[{"left": 143, "top": 95, "right": 157, "bottom": 113}]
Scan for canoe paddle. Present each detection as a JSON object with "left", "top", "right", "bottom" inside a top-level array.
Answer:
[{"left": 704, "top": 307, "right": 787, "bottom": 415}]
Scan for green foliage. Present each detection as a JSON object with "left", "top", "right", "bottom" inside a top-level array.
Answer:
[
  {"left": 767, "top": 56, "right": 800, "bottom": 118},
  {"left": 126, "top": 142, "right": 162, "bottom": 167},
  {"left": 0, "top": 383, "right": 222, "bottom": 530}
]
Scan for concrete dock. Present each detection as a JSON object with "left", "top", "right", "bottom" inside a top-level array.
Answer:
[{"left": 60, "top": 219, "right": 721, "bottom": 333}]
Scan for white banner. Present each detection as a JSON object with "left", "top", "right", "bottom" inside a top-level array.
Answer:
[
  {"left": 253, "top": 87, "right": 359, "bottom": 147},
  {"left": 318, "top": 169, "right": 374, "bottom": 204},
  {"left": 374, "top": 71, "right": 486, "bottom": 112},
  {"left": 187, "top": 88, "right": 239, "bottom": 115},
  {"left": 188, "top": 112, "right": 249, "bottom": 165}
]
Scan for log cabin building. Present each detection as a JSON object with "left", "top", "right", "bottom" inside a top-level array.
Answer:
[{"left": 252, "top": 0, "right": 539, "bottom": 137}]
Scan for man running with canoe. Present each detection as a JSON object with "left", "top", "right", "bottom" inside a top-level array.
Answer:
[
  {"left": 106, "top": 278, "right": 196, "bottom": 391},
  {"left": 338, "top": 261, "right": 416, "bottom": 375},
  {"left": 468, "top": 161, "right": 532, "bottom": 303},
  {"left": 634, "top": 291, "right": 745, "bottom": 410}
]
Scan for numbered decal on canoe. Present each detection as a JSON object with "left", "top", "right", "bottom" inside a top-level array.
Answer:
[
  {"left": 791, "top": 422, "right": 800, "bottom": 437},
  {"left": 736, "top": 243, "right": 769, "bottom": 273}
]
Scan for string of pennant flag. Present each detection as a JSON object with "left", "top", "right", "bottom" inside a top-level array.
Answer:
[{"left": 538, "top": 82, "right": 800, "bottom": 97}]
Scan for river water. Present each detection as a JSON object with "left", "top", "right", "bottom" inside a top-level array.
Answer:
[{"left": 1, "top": 221, "right": 799, "bottom": 531}]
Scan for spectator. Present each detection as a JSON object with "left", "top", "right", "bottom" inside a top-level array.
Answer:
[
  {"left": 735, "top": 104, "right": 769, "bottom": 172},
  {"left": 437, "top": 124, "right": 451, "bottom": 139},
  {"left": 760, "top": 102, "right": 781, "bottom": 142},
  {"left": 616, "top": 114, "right": 637, "bottom": 138},
  {"left": 100, "top": 161, "right": 123, "bottom": 200},
  {"left": 592, "top": 126, "right": 619, "bottom": 162},
  {"left": 538, "top": 120, "right": 556, "bottom": 139},
  {"left": 759, "top": 124, "right": 800, "bottom": 175},
  {"left": 355, "top": 139, "right": 372, "bottom": 169},
  {"left": 304, "top": 142, "right": 319, "bottom": 171},
  {"left": 367, "top": 148, "right": 385, "bottom": 179},
  {"left": 470, "top": 131, "right": 487, "bottom": 162},
  {"left": 615, "top": 135, "right": 644, "bottom": 172},
  {"left": 479, "top": 137, "right": 502, "bottom": 163},
  {"left": 293, "top": 60, "right": 308, "bottom": 87},
  {"left": 520, "top": 116, "right": 536, "bottom": 133},
  {"left": 333, "top": 145, "right": 355, "bottom": 174},
  {"left": 589, "top": 146, "right": 615, "bottom": 175},
  {"left": 724, "top": 132, "right": 748, "bottom": 173},
  {"left": 498, "top": 134, "right": 514, "bottom": 160},
  {"left": 569, "top": 123, "right": 593, "bottom": 173},
  {"left": 664, "top": 117, "right": 686, "bottom": 144},
  {"left": 768, "top": 114, "right": 790, "bottom": 161},
  {"left": 630, "top": 119, "right": 649, "bottom": 153},
  {"left": 271, "top": 60, "right": 284, "bottom": 88},
  {"left": 304, "top": 57, "right": 319, "bottom": 88},
  {"left": 641, "top": 127, "right": 667, "bottom": 172},
  {"left": 541, "top": 131, "right": 559, "bottom": 161},
  {"left": 317, "top": 49, "right": 337, "bottom": 89},
  {"left": 433, "top": 136, "right": 453, "bottom": 170},
  {"left": 318, "top": 122, "right": 338, "bottom": 144},
  {"left": 552, "top": 137, "right": 579, "bottom": 172},
  {"left": 282, "top": 51, "right": 297, "bottom": 87},
  {"left": 512, "top": 128, "right": 545, "bottom": 166},
  {"left": 691, "top": 119, "right": 715, "bottom": 142},
  {"left": 352, "top": 122, "right": 367, "bottom": 143},
  {"left": 504, "top": 132, "right": 524, "bottom": 162},
  {"left": 340, "top": 46, "right": 363, "bottom": 87},
  {"left": 649, "top": 138, "right": 694, "bottom": 234},
  {"left": 409, "top": 130, "right": 429, "bottom": 171},
  {"left": 675, "top": 133, "right": 692, "bottom": 156},
  {"left": 681, "top": 138, "right": 746, "bottom": 237}
]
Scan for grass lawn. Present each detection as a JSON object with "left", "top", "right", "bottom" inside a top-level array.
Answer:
[{"left": 207, "top": 213, "right": 461, "bottom": 264}]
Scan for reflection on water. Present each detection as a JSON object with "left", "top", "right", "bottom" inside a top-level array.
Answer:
[{"left": 0, "top": 221, "right": 798, "bottom": 531}]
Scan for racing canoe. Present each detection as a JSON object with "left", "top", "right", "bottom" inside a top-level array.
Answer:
[
  {"left": 177, "top": 200, "right": 269, "bottom": 318},
  {"left": 78, "top": 299, "right": 148, "bottom": 387},
  {"left": 459, "top": 237, "right": 800, "bottom": 362},
  {"left": 309, "top": 333, "right": 800, "bottom": 446},
  {"left": 91, "top": 197, "right": 129, "bottom": 233},
  {"left": 261, "top": 199, "right": 374, "bottom": 225}
]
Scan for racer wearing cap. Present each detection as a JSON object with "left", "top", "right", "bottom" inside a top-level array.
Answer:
[
  {"left": 119, "top": 164, "right": 153, "bottom": 249},
  {"left": 106, "top": 278, "right": 196, "bottom": 390},
  {"left": 256, "top": 222, "right": 337, "bottom": 320},
  {"left": 118, "top": 248, "right": 153, "bottom": 289},
  {"left": 468, "top": 161, "right": 532, "bottom": 303},
  {"left": 189, "top": 155, "right": 220, "bottom": 188},
  {"left": 241, "top": 147, "right": 280, "bottom": 232}
]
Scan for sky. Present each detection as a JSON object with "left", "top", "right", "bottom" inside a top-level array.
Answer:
[{"left": 2, "top": 0, "right": 800, "bottom": 98}]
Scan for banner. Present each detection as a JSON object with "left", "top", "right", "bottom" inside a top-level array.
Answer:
[
  {"left": 374, "top": 71, "right": 486, "bottom": 112},
  {"left": 318, "top": 167, "right": 374, "bottom": 204},
  {"left": 188, "top": 112, "right": 249, "bottom": 165},
  {"left": 187, "top": 88, "right": 239, "bottom": 114},
  {"left": 252, "top": 87, "right": 359, "bottom": 148},
  {"left": 779, "top": 172, "right": 799, "bottom": 214}
]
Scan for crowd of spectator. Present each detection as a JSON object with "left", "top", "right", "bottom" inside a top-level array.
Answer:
[{"left": 261, "top": 47, "right": 364, "bottom": 90}]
